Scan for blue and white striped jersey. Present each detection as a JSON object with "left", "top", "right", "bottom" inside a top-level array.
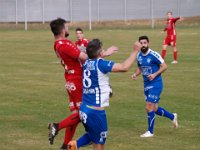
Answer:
[
  {"left": 82, "top": 58, "right": 114, "bottom": 107},
  {"left": 137, "top": 49, "right": 164, "bottom": 84}
]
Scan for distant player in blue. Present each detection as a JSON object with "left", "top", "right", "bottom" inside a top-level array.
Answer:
[
  {"left": 131, "top": 36, "right": 178, "bottom": 138},
  {"left": 67, "top": 39, "right": 141, "bottom": 150}
]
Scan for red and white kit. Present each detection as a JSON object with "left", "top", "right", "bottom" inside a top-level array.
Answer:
[
  {"left": 163, "top": 17, "right": 180, "bottom": 46},
  {"left": 54, "top": 39, "right": 83, "bottom": 111},
  {"left": 75, "top": 38, "right": 89, "bottom": 53}
]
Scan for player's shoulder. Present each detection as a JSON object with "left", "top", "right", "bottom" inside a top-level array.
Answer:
[
  {"left": 149, "top": 49, "right": 164, "bottom": 62},
  {"left": 98, "top": 58, "right": 114, "bottom": 66},
  {"left": 56, "top": 39, "right": 79, "bottom": 53},
  {"left": 149, "top": 49, "right": 161, "bottom": 58},
  {"left": 137, "top": 51, "right": 142, "bottom": 59},
  {"left": 83, "top": 38, "right": 89, "bottom": 43},
  {"left": 75, "top": 40, "right": 79, "bottom": 44},
  {"left": 55, "top": 39, "right": 73, "bottom": 46}
]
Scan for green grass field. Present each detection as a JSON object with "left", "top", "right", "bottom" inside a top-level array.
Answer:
[{"left": 0, "top": 25, "right": 200, "bottom": 150}]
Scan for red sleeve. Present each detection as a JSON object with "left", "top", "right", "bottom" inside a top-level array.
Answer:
[
  {"left": 173, "top": 17, "right": 180, "bottom": 23},
  {"left": 59, "top": 42, "right": 81, "bottom": 59},
  {"left": 75, "top": 40, "right": 78, "bottom": 46},
  {"left": 84, "top": 39, "right": 90, "bottom": 47}
]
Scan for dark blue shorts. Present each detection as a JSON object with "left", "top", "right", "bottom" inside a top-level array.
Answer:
[
  {"left": 144, "top": 82, "right": 163, "bottom": 103},
  {"left": 79, "top": 104, "right": 108, "bottom": 144}
]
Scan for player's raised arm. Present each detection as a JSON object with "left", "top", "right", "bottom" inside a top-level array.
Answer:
[
  {"left": 179, "top": 16, "right": 184, "bottom": 21},
  {"left": 78, "top": 51, "right": 88, "bottom": 61},
  {"left": 101, "top": 46, "right": 118, "bottom": 57},
  {"left": 111, "top": 41, "right": 141, "bottom": 72}
]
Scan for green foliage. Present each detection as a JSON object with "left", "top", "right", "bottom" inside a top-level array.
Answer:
[{"left": 0, "top": 26, "right": 200, "bottom": 150}]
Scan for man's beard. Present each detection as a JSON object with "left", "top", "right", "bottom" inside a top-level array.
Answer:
[
  {"left": 65, "top": 33, "right": 69, "bottom": 37},
  {"left": 141, "top": 46, "right": 148, "bottom": 54}
]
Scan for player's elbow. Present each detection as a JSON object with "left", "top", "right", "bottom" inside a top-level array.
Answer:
[
  {"left": 161, "top": 63, "right": 167, "bottom": 71},
  {"left": 164, "top": 63, "right": 167, "bottom": 70},
  {"left": 112, "top": 64, "right": 129, "bottom": 72},
  {"left": 121, "top": 65, "right": 129, "bottom": 72}
]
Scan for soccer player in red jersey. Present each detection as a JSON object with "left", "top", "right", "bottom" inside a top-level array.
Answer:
[
  {"left": 75, "top": 27, "right": 89, "bottom": 53},
  {"left": 49, "top": 18, "right": 117, "bottom": 150},
  {"left": 161, "top": 11, "right": 183, "bottom": 64},
  {"left": 49, "top": 18, "right": 87, "bottom": 150}
]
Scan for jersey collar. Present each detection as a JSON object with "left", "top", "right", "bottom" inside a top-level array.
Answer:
[{"left": 141, "top": 48, "right": 150, "bottom": 56}]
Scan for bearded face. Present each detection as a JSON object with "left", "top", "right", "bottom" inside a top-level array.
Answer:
[
  {"left": 64, "top": 23, "right": 69, "bottom": 37},
  {"left": 65, "top": 32, "right": 69, "bottom": 37},
  {"left": 141, "top": 46, "right": 149, "bottom": 54}
]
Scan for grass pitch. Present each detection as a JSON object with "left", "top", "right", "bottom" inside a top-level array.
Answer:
[{"left": 0, "top": 25, "right": 200, "bottom": 150}]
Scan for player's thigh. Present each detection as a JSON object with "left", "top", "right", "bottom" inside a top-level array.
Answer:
[
  {"left": 80, "top": 105, "right": 108, "bottom": 144},
  {"left": 65, "top": 79, "right": 82, "bottom": 111},
  {"left": 147, "top": 87, "right": 162, "bottom": 103},
  {"left": 163, "top": 37, "right": 170, "bottom": 48},
  {"left": 144, "top": 83, "right": 163, "bottom": 103},
  {"left": 171, "top": 35, "right": 177, "bottom": 47}
]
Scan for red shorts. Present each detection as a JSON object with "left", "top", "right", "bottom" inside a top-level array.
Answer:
[
  {"left": 65, "top": 78, "right": 82, "bottom": 112},
  {"left": 163, "top": 35, "right": 176, "bottom": 46}
]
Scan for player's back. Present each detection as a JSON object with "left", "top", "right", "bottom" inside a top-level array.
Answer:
[
  {"left": 82, "top": 58, "right": 114, "bottom": 107},
  {"left": 54, "top": 39, "right": 82, "bottom": 79}
]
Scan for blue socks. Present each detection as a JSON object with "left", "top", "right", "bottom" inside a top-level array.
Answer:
[
  {"left": 77, "top": 133, "right": 92, "bottom": 148},
  {"left": 147, "top": 111, "right": 155, "bottom": 134},
  {"left": 155, "top": 107, "right": 174, "bottom": 120}
]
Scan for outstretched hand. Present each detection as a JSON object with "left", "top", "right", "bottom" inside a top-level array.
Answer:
[
  {"left": 180, "top": 16, "right": 184, "bottom": 21},
  {"left": 103, "top": 46, "right": 118, "bottom": 57},
  {"left": 133, "top": 41, "right": 142, "bottom": 52},
  {"left": 131, "top": 73, "right": 137, "bottom": 80}
]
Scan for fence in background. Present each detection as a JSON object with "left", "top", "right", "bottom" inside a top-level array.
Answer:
[{"left": 0, "top": 0, "right": 200, "bottom": 30}]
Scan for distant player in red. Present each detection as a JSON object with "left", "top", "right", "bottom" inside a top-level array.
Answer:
[
  {"left": 49, "top": 18, "right": 117, "bottom": 150},
  {"left": 161, "top": 11, "right": 183, "bottom": 64},
  {"left": 75, "top": 27, "right": 89, "bottom": 53}
]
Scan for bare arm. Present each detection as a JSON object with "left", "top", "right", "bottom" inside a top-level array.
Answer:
[
  {"left": 148, "top": 62, "right": 167, "bottom": 81},
  {"left": 111, "top": 42, "right": 141, "bottom": 72},
  {"left": 79, "top": 46, "right": 118, "bottom": 61},
  {"left": 131, "top": 67, "right": 142, "bottom": 80},
  {"left": 101, "top": 46, "right": 118, "bottom": 57},
  {"left": 78, "top": 52, "right": 88, "bottom": 61}
]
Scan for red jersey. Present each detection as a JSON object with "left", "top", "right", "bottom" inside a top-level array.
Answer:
[
  {"left": 54, "top": 39, "right": 82, "bottom": 80},
  {"left": 75, "top": 38, "right": 89, "bottom": 53},
  {"left": 164, "top": 17, "right": 180, "bottom": 36}
]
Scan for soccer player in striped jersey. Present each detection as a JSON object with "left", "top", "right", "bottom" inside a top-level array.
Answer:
[
  {"left": 132, "top": 36, "right": 178, "bottom": 138},
  {"left": 49, "top": 18, "right": 117, "bottom": 150},
  {"left": 161, "top": 11, "right": 183, "bottom": 64},
  {"left": 67, "top": 39, "right": 141, "bottom": 150}
]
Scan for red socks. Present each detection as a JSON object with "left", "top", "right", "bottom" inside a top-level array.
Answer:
[
  {"left": 58, "top": 112, "right": 80, "bottom": 130},
  {"left": 64, "top": 122, "right": 79, "bottom": 145},
  {"left": 162, "top": 49, "right": 178, "bottom": 61},
  {"left": 58, "top": 112, "right": 80, "bottom": 145},
  {"left": 173, "top": 51, "right": 178, "bottom": 61},
  {"left": 161, "top": 50, "right": 166, "bottom": 59}
]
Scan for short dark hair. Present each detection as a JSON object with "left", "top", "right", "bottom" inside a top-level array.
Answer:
[
  {"left": 50, "top": 18, "right": 69, "bottom": 36},
  {"left": 86, "top": 39, "right": 102, "bottom": 59},
  {"left": 139, "top": 36, "right": 149, "bottom": 43},
  {"left": 167, "top": 11, "right": 173, "bottom": 15},
  {"left": 76, "top": 27, "right": 83, "bottom": 32}
]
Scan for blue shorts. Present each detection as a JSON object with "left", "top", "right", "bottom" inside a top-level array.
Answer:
[
  {"left": 144, "top": 81, "right": 163, "bottom": 103},
  {"left": 79, "top": 104, "right": 108, "bottom": 144}
]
